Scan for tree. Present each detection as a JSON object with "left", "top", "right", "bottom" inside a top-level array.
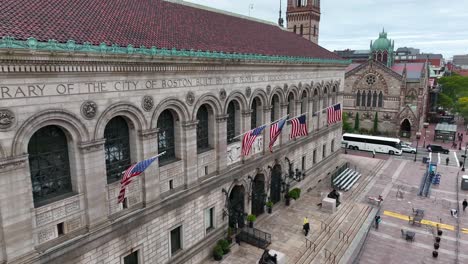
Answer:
[
  {"left": 438, "top": 74, "right": 468, "bottom": 112},
  {"left": 437, "top": 93, "right": 454, "bottom": 110},
  {"left": 354, "top": 113, "right": 360, "bottom": 131},
  {"left": 342, "top": 112, "right": 354, "bottom": 133},
  {"left": 373, "top": 112, "right": 379, "bottom": 135}
]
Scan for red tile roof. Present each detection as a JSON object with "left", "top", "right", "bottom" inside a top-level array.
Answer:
[{"left": 0, "top": 0, "right": 342, "bottom": 60}]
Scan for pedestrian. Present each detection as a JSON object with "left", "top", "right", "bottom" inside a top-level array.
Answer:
[
  {"left": 450, "top": 209, "right": 458, "bottom": 218},
  {"left": 374, "top": 215, "right": 381, "bottom": 229},
  {"left": 446, "top": 157, "right": 450, "bottom": 166},
  {"left": 303, "top": 217, "right": 310, "bottom": 236},
  {"left": 378, "top": 195, "right": 384, "bottom": 206},
  {"left": 463, "top": 199, "right": 468, "bottom": 212},
  {"left": 372, "top": 149, "right": 376, "bottom": 158}
]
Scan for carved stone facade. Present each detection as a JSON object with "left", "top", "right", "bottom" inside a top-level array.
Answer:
[
  {"left": 343, "top": 60, "right": 429, "bottom": 137},
  {"left": 0, "top": 49, "right": 346, "bottom": 263}
]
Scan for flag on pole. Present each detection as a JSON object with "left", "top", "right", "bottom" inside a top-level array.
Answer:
[
  {"left": 269, "top": 118, "right": 286, "bottom": 152},
  {"left": 242, "top": 125, "right": 266, "bottom": 156},
  {"left": 290, "top": 114, "right": 308, "bottom": 139},
  {"left": 118, "top": 155, "right": 159, "bottom": 203},
  {"left": 327, "top": 103, "right": 342, "bottom": 125}
]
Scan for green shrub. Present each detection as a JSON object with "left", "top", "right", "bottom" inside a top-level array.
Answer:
[
  {"left": 288, "top": 188, "right": 301, "bottom": 200},
  {"left": 246, "top": 214, "right": 257, "bottom": 222},
  {"left": 218, "top": 239, "right": 230, "bottom": 254},
  {"left": 213, "top": 244, "right": 223, "bottom": 260}
]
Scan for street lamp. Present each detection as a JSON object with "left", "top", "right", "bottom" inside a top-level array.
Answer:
[
  {"left": 414, "top": 132, "right": 421, "bottom": 162},
  {"left": 423, "top": 122, "right": 429, "bottom": 148}
]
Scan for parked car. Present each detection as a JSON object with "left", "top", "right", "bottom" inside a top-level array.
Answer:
[
  {"left": 426, "top": 144, "right": 449, "bottom": 154},
  {"left": 401, "top": 145, "right": 417, "bottom": 154}
]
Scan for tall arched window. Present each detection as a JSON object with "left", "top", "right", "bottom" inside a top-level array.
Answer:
[
  {"left": 301, "top": 91, "right": 308, "bottom": 114},
  {"left": 28, "top": 125, "right": 72, "bottom": 206},
  {"left": 332, "top": 85, "right": 337, "bottom": 105},
  {"left": 293, "top": 25, "right": 297, "bottom": 34},
  {"left": 104, "top": 117, "right": 131, "bottom": 183},
  {"left": 356, "top": 90, "right": 361, "bottom": 107},
  {"left": 367, "top": 90, "right": 372, "bottom": 107},
  {"left": 313, "top": 89, "right": 318, "bottom": 113},
  {"left": 197, "top": 105, "right": 210, "bottom": 153},
  {"left": 300, "top": 25, "right": 304, "bottom": 36},
  {"left": 158, "top": 110, "right": 176, "bottom": 164},
  {"left": 271, "top": 95, "right": 279, "bottom": 122},
  {"left": 322, "top": 88, "right": 328, "bottom": 108},
  {"left": 251, "top": 98, "right": 261, "bottom": 129},
  {"left": 287, "top": 93, "right": 295, "bottom": 116},
  {"left": 227, "top": 101, "right": 239, "bottom": 144},
  {"left": 378, "top": 91, "right": 384, "bottom": 107},
  {"left": 361, "top": 90, "right": 366, "bottom": 107},
  {"left": 372, "top": 91, "right": 377, "bottom": 107}
]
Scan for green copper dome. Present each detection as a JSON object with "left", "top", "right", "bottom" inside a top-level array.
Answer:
[{"left": 371, "top": 30, "right": 391, "bottom": 51}]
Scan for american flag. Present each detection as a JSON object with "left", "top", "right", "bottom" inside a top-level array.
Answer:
[
  {"left": 118, "top": 155, "right": 160, "bottom": 203},
  {"left": 269, "top": 118, "right": 286, "bottom": 152},
  {"left": 242, "top": 125, "right": 266, "bottom": 156},
  {"left": 290, "top": 114, "right": 308, "bottom": 139},
  {"left": 327, "top": 103, "right": 342, "bottom": 125}
]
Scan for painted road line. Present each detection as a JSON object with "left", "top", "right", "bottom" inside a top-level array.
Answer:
[
  {"left": 383, "top": 210, "right": 468, "bottom": 233},
  {"left": 454, "top": 151, "right": 460, "bottom": 167},
  {"left": 429, "top": 152, "right": 432, "bottom": 162},
  {"left": 438, "top": 152, "right": 441, "bottom": 164}
]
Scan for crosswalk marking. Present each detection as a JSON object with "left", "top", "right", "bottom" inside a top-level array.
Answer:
[
  {"left": 383, "top": 210, "right": 468, "bottom": 233},
  {"left": 438, "top": 153, "right": 441, "bottom": 164},
  {"left": 454, "top": 151, "right": 460, "bottom": 167}
]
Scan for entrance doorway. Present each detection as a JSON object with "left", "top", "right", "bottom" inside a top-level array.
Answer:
[
  {"left": 270, "top": 165, "right": 282, "bottom": 204},
  {"left": 229, "top": 185, "right": 245, "bottom": 228},
  {"left": 251, "top": 174, "right": 266, "bottom": 216},
  {"left": 400, "top": 119, "right": 411, "bottom": 138}
]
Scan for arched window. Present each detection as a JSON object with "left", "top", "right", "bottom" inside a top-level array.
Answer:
[
  {"left": 332, "top": 85, "right": 337, "bottom": 105},
  {"left": 356, "top": 90, "right": 361, "bottom": 107},
  {"left": 28, "top": 125, "right": 72, "bottom": 206},
  {"left": 300, "top": 25, "right": 303, "bottom": 36},
  {"left": 158, "top": 110, "right": 176, "bottom": 164},
  {"left": 104, "top": 117, "right": 131, "bottom": 183},
  {"left": 372, "top": 91, "right": 377, "bottom": 107},
  {"left": 271, "top": 95, "right": 280, "bottom": 122},
  {"left": 313, "top": 89, "right": 318, "bottom": 113},
  {"left": 301, "top": 91, "right": 308, "bottom": 114},
  {"left": 293, "top": 25, "right": 297, "bottom": 34},
  {"left": 361, "top": 90, "right": 366, "bottom": 107},
  {"left": 287, "top": 93, "right": 295, "bottom": 116},
  {"left": 197, "top": 105, "right": 210, "bottom": 153},
  {"left": 367, "top": 91, "right": 372, "bottom": 107},
  {"left": 378, "top": 91, "right": 384, "bottom": 107},
  {"left": 251, "top": 98, "right": 261, "bottom": 129},
  {"left": 227, "top": 101, "right": 239, "bottom": 144},
  {"left": 322, "top": 88, "right": 328, "bottom": 107}
]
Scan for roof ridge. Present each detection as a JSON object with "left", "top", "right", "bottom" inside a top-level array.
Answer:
[{"left": 165, "top": 0, "right": 280, "bottom": 27}]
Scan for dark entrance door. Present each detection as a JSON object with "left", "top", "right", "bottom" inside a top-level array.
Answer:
[
  {"left": 400, "top": 119, "right": 411, "bottom": 138},
  {"left": 229, "top": 185, "right": 245, "bottom": 228},
  {"left": 251, "top": 174, "right": 266, "bottom": 216},
  {"left": 270, "top": 165, "right": 282, "bottom": 204}
]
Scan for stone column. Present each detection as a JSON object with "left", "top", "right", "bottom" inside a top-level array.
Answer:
[
  {"left": 78, "top": 140, "right": 108, "bottom": 229},
  {"left": 182, "top": 121, "right": 199, "bottom": 188},
  {"left": 0, "top": 155, "right": 35, "bottom": 261},
  {"left": 138, "top": 129, "right": 160, "bottom": 204},
  {"left": 280, "top": 103, "right": 289, "bottom": 147},
  {"left": 216, "top": 115, "right": 228, "bottom": 172}
]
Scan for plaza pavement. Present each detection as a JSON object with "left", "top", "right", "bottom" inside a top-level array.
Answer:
[{"left": 203, "top": 152, "right": 468, "bottom": 263}]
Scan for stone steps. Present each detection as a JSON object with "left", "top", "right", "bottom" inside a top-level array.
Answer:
[{"left": 292, "top": 159, "right": 386, "bottom": 264}]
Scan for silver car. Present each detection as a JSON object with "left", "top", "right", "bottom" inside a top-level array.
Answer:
[{"left": 401, "top": 144, "right": 417, "bottom": 154}]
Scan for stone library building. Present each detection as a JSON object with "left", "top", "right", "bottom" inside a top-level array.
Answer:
[{"left": 0, "top": 0, "right": 347, "bottom": 263}]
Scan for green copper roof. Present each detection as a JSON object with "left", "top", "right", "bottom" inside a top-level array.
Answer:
[{"left": 371, "top": 29, "right": 392, "bottom": 51}]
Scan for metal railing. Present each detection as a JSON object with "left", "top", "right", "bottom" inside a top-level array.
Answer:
[
  {"left": 330, "top": 162, "right": 349, "bottom": 187},
  {"left": 238, "top": 227, "right": 272, "bottom": 249}
]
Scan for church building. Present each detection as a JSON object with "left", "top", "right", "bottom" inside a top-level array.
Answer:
[
  {"left": 343, "top": 30, "right": 429, "bottom": 138},
  {"left": 0, "top": 0, "right": 347, "bottom": 263}
]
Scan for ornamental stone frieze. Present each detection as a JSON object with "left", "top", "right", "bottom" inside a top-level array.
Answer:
[
  {"left": 0, "top": 108, "right": 15, "bottom": 129},
  {"left": 185, "top": 91, "right": 195, "bottom": 106},
  {"left": 80, "top": 101, "right": 97, "bottom": 119},
  {"left": 363, "top": 112, "right": 372, "bottom": 120},
  {"left": 245, "top": 87, "right": 251, "bottom": 98},
  {"left": 383, "top": 112, "right": 393, "bottom": 121},
  {"left": 142, "top": 95, "right": 154, "bottom": 112}
]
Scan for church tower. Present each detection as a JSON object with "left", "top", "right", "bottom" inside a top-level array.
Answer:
[{"left": 286, "top": 0, "right": 321, "bottom": 44}]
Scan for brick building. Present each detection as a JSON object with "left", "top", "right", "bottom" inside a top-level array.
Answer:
[{"left": 0, "top": 0, "right": 347, "bottom": 263}]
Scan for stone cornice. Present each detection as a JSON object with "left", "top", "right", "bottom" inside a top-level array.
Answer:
[
  {"left": 0, "top": 154, "right": 28, "bottom": 171},
  {"left": 216, "top": 114, "right": 229, "bottom": 123},
  {"left": 138, "top": 128, "right": 159, "bottom": 139},
  {"left": 182, "top": 121, "right": 198, "bottom": 129},
  {"left": 78, "top": 139, "right": 106, "bottom": 153}
]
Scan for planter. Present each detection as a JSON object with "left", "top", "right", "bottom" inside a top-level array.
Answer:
[
  {"left": 267, "top": 207, "right": 272, "bottom": 214},
  {"left": 434, "top": 242, "right": 440, "bottom": 250},
  {"left": 285, "top": 197, "right": 290, "bottom": 206},
  {"left": 435, "top": 237, "right": 441, "bottom": 243},
  {"left": 248, "top": 221, "right": 254, "bottom": 228},
  {"left": 437, "top": 230, "right": 443, "bottom": 236},
  {"left": 432, "top": 251, "right": 438, "bottom": 258}
]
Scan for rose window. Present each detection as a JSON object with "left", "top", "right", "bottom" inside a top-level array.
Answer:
[{"left": 366, "top": 75, "right": 376, "bottom": 85}]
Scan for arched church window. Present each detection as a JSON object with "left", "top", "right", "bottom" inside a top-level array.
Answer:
[
  {"left": 378, "top": 91, "right": 383, "bottom": 107},
  {"left": 361, "top": 90, "right": 366, "bottom": 107},
  {"left": 356, "top": 90, "right": 361, "bottom": 107},
  {"left": 293, "top": 25, "right": 297, "bottom": 34},
  {"left": 197, "top": 105, "right": 210, "bottom": 153},
  {"left": 367, "top": 91, "right": 372, "bottom": 107},
  {"left": 323, "top": 88, "right": 328, "bottom": 108},
  {"left": 158, "top": 110, "right": 176, "bottom": 165},
  {"left": 227, "top": 101, "right": 239, "bottom": 144},
  {"left": 372, "top": 91, "right": 377, "bottom": 107},
  {"left": 301, "top": 91, "right": 308, "bottom": 114},
  {"left": 312, "top": 89, "right": 318, "bottom": 113},
  {"left": 104, "top": 116, "right": 131, "bottom": 183},
  {"left": 287, "top": 93, "right": 295, "bottom": 116},
  {"left": 366, "top": 75, "right": 376, "bottom": 85},
  {"left": 271, "top": 94, "right": 280, "bottom": 122},
  {"left": 28, "top": 125, "right": 72, "bottom": 206}
]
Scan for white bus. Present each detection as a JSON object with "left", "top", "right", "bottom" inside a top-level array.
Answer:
[{"left": 342, "top": 133, "right": 403, "bottom": 155}]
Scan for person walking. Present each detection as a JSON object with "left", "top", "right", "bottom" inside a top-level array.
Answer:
[
  {"left": 463, "top": 199, "right": 468, "bottom": 212},
  {"left": 303, "top": 217, "right": 310, "bottom": 236},
  {"left": 372, "top": 150, "right": 376, "bottom": 158},
  {"left": 375, "top": 215, "right": 381, "bottom": 229},
  {"left": 446, "top": 157, "right": 450, "bottom": 166}
]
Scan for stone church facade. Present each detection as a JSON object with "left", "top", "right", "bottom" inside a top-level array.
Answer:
[
  {"left": 0, "top": 1, "right": 347, "bottom": 264},
  {"left": 343, "top": 30, "right": 429, "bottom": 138}
]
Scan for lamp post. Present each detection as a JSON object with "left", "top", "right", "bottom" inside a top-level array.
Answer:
[
  {"left": 281, "top": 158, "right": 304, "bottom": 205},
  {"left": 462, "top": 143, "right": 468, "bottom": 171},
  {"left": 423, "top": 122, "right": 429, "bottom": 148},
  {"left": 414, "top": 132, "right": 421, "bottom": 162}
]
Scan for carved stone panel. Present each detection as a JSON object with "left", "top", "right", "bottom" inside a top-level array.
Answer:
[
  {"left": 186, "top": 91, "right": 195, "bottom": 106},
  {"left": 80, "top": 101, "right": 98, "bottom": 119},
  {"left": 245, "top": 87, "right": 251, "bottom": 98},
  {"left": 142, "top": 95, "right": 154, "bottom": 112},
  {"left": 0, "top": 108, "right": 15, "bottom": 129},
  {"left": 219, "top": 89, "right": 227, "bottom": 101}
]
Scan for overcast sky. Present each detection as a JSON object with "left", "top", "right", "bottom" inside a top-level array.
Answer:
[{"left": 184, "top": 0, "right": 468, "bottom": 59}]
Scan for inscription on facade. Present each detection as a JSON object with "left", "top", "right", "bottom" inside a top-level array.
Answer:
[{"left": 0, "top": 73, "right": 313, "bottom": 99}]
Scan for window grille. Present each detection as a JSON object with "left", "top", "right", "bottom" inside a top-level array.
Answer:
[
  {"left": 158, "top": 110, "right": 176, "bottom": 164},
  {"left": 197, "top": 105, "right": 210, "bottom": 153},
  {"left": 104, "top": 116, "right": 131, "bottom": 183}
]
